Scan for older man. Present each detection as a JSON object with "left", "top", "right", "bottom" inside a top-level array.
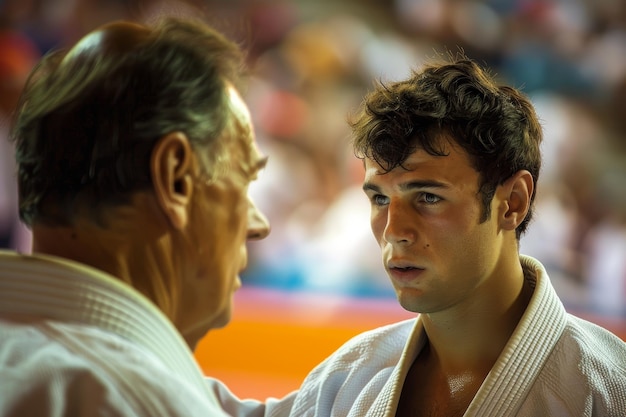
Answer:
[{"left": 0, "top": 18, "right": 269, "bottom": 416}]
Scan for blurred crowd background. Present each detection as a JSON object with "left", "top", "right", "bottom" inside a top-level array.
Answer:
[{"left": 1, "top": 0, "right": 625, "bottom": 318}]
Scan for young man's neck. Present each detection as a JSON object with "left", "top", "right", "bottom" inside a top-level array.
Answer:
[{"left": 420, "top": 262, "right": 533, "bottom": 374}]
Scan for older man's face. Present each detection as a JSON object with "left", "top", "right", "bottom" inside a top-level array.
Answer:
[{"left": 178, "top": 86, "right": 269, "bottom": 342}]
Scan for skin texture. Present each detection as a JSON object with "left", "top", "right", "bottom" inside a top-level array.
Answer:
[
  {"left": 32, "top": 86, "right": 270, "bottom": 349},
  {"left": 172, "top": 86, "right": 270, "bottom": 345},
  {"left": 363, "top": 135, "right": 534, "bottom": 416}
]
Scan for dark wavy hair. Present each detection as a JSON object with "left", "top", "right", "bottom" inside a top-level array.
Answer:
[
  {"left": 350, "top": 57, "right": 542, "bottom": 239},
  {"left": 11, "top": 17, "right": 246, "bottom": 226}
]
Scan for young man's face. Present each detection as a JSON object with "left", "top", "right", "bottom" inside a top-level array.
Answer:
[
  {"left": 363, "top": 137, "right": 506, "bottom": 315},
  {"left": 180, "top": 86, "right": 269, "bottom": 341}
]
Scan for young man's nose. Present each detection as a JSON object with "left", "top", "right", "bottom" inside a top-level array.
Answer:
[{"left": 383, "top": 201, "right": 416, "bottom": 246}]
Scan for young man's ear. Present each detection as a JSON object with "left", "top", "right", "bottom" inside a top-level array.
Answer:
[
  {"left": 150, "top": 132, "right": 195, "bottom": 230},
  {"left": 498, "top": 170, "right": 534, "bottom": 231}
]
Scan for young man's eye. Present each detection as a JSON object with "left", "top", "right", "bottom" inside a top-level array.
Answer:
[
  {"left": 372, "top": 194, "right": 389, "bottom": 206},
  {"left": 420, "top": 193, "right": 441, "bottom": 204}
]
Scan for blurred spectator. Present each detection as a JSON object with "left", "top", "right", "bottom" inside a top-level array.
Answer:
[
  {"left": 0, "top": 27, "right": 38, "bottom": 251},
  {"left": 580, "top": 143, "right": 626, "bottom": 316}
]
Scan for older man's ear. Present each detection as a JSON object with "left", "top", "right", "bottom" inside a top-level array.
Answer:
[{"left": 150, "top": 132, "right": 195, "bottom": 231}]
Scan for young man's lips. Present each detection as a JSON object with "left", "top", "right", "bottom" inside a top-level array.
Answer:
[{"left": 388, "top": 266, "right": 425, "bottom": 283}]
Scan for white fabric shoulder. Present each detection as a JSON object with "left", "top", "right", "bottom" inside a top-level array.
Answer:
[
  {"left": 565, "top": 315, "right": 626, "bottom": 372},
  {"left": 0, "top": 251, "right": 231, "bottom": 417},
  {"left": 0, "top": 318, "right": 226, "bottom": 417},
  {"left": 517, "top": 316, "right": 626, "bottom": 416},
  {"left": 289, "top": 318, "right": 417, "bottom": 417}
]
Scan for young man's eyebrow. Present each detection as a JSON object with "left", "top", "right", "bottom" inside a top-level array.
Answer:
[
  {"left": 362, "top": 182, "right": 381, "bottom": 193},
  {"left": 401, "top": 180, "right": 448, "bottom": 190},
  {"left": 362, "top": 180, "right": 448, "bottom": 193}
]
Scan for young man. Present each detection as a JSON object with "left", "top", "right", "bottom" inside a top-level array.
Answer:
[
  {"left": 0, "top": 18, "right": 270, "bottom": 416},
  {"left": 211, "top": 57, "right": 626, "bottom": 416}
]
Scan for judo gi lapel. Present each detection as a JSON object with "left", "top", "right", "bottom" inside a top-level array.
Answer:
[
  {"left": 464, "top": 255, "right": 568, "bottom": 416},
  {"left": 365, "top": 317, "right": 428, "bottom": 417}
]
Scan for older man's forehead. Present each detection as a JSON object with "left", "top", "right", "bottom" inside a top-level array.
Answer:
[
  {"left": 222, "top": 84, "right": 269, "bottom": 178},
  {"left": 227, "top": 85, "right": 251, "bottom": 125}
]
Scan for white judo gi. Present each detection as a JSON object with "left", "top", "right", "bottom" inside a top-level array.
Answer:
[
  {"left": 0, "top": 251, "right": 232, "bottom": 417},
  {"left": 211, "top": 255, "right": 626, "bottom": 417}
]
